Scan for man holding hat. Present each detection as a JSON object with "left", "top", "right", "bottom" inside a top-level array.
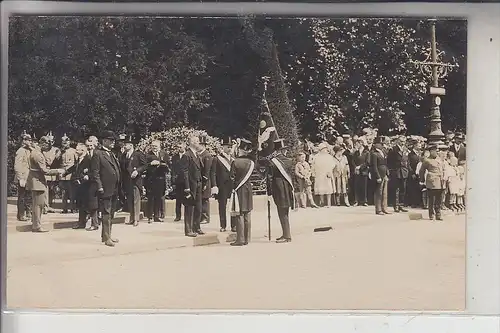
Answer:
[
  {"left": 387, "top": 135, "right": 410, "bottom": 213},
  {"left": 371, "top": 136, "right": 390, "bottom": 215},
  {"left": 58, "top": 133, "right": 77, "bottom": 213},
  {"left": 14, "top": 132, "right": 33, "bottom": 221},
  {"left": 90, "top": 130, "right": 121, "bottom": 246},
  {"left": 267, "top": 138, "right": 296, "bottom": 243},
  {"left": 25, "top": 136, "right": 65, "bottom": 232},
  {"left": 211, "top": 137, "right": 237, "bottom": 232},
  {"left": 198, "top": 135, "right": 213, "bottom": 225},
  {"left": 419, "top": 143, "right": 446, "bottom": 221},
  {"left": 228, "top": 138, "right": 255, "bottom": 246},
  {"left": 120, "top": 134, "right": 147, "bottom": 227}
]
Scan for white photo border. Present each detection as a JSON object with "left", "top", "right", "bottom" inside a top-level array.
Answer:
[{"left": 1, "top": 2, "right": 499, "bottom": 332}]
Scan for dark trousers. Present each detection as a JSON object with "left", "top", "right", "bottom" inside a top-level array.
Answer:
[
  {"left": 277, "top": 206, "right": 292, "bottom": 239},
  {"left": 428, "top": 189, "right": 443, "bottom": 219},
  {"left": 407, "top": 177, "right": 421, "bottom": 207},
  {"left": 45, "top": 181, "right": 57, "bottom": 207},
  {"left": 374, "top": 177, "right": 388, "bottom": 213},
  {"left": 234, "top": 212, "right": 251, "bottom": 244},
  {"left": 175, "top": 183, "right": 183, "bottom": 220},
  {"left": 391, "top": 177, "right": 407, "bottom": 208},
  {"left": 367, "top": 177, "right": 376, "bottom": 205},
  {"left": 218, "top": 196, "right": 236, "bottom": 230},
  {"left": 88, "top": 209, "right": 99, "bottom": 227},
  {"left": 77, "top": 209, "right": 87, "bottom": 228},
  {"left": 100, "top": 195, "right": 117, "bottom": 242},
  {"left": 60, "top": 180, "right": 74, "bottom": 211},
  {"left": 347, "top": 176, "right": 355, "bottom": 204},
  {"left": 147, "top": 191, "right": 164, "bottom": 219},
  {"left": 127, "top": 185, "right": 141, "bottom": 223},
  {"left": 17, "top": 185, "right": 32, "bottom": 219},
  {"left": 201, "top": 198, "right": 210, "bottom": 222},
  {"left": 184, "top": 185, "right": 203, "bottom": 234},
  {"left": 354, "top": 174, "right": 368, "bottom": 205}
]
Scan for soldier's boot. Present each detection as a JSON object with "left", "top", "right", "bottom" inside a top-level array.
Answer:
[{"left": 230, "top": 216, "right": 245, "bottom": 246}]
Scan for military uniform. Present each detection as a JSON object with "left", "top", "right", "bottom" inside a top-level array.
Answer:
[
  {"left": 42, "top": 133, "right": 61, "bottom": 211},
  {"left": 267, "top": 139, "right": 295, "bottom": 243},
  {"left": 418, "top": 145, "right": 446, "bottom": 220},
  {"left": 14, "top": 133, "right": 32, "bottom": 220},
  {"left": 59, "top": 134, "right": 77, "bottom": 213},
  {"left": 229, "top": 139, "right": 255, "bottom": 246}
]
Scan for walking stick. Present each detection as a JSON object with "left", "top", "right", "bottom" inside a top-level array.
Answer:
[{"left": 267, "top": 170, "right": 271, "bottom": 242}]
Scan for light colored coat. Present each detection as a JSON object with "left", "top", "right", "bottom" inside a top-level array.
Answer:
[
  {"left": 26, "top": 149, "right": 61, "bottom": 192},
  {"left": 311, "top": 151, "right": 334, "bottom": 195},
  {"left": 14, "top": 146, "right": 31, "bottom": 183},
  {"left": 42, "top": 146, "right": 61, "bottom": 182},
  {"left": 418, "top": 157, "right": 445, "bottom": 190}
]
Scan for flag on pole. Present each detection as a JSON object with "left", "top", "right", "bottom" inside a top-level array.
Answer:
[{"left": 257, "top": 77, "right": 279, "bottom": 160}]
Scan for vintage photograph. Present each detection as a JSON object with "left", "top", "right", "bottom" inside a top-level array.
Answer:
[{"left": 6, "top": 16, "right": 466, "bottom": 310}]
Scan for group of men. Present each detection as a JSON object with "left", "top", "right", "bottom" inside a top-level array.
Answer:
[{"left": 14, "top": 129, "right": 297, "bottom": 247}]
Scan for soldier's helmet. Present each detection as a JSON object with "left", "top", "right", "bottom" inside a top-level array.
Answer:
[
  {"left": 46, "top": 131, "right": 55, "bottom": 144},
  {"left": 61, "top": 133, "right": 70, "bottom": 143},
  {"left": 20, "top": 130, "right": 31, "bottom": 141}
]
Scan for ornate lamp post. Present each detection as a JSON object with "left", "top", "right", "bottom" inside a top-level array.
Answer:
[{"left": 411, "top": 19, "right": 458, "bottom": 146}]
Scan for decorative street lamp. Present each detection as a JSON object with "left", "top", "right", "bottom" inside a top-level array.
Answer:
[{"left": 410, "top": 19, "right": 459, "bottom": 146}]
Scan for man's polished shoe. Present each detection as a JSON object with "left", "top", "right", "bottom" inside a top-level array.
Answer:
[
  {"left": 230, "top": 227, "right": 237, "bottom": 233},
  {"left": 72, "top": 224, "right": 85, "bottom": 229},
  {"left": 382, "top": 211, "right": 392, "bottom": 215},
  {"left": 154, "top": 218, "right": 164, "bottom": 223},
  {"left": 111, "top": 238, "right": 119, "bottom": 243},
  {"left": 185, "top": 232, "right": 197, "bottom": 237},
  {"left": 86, "top": 226, "right": 98, "bottom": 231},
  {"left": 104, "top": 240, "right": 115, "bottom": 247},
  {"left": 196, "top": 230, "right": 205, "bottom": 235},
  {"left": 376, "top": 212, "right": 385, "bottom": 216},
  {"left": 220, "top": 228, "right": 226, "bottom": 232},
  {"left": 399, "top": 207, "right": 408, "bottom": 212},
  {"left": 174, "top": 218, "right": 181, "bottom": 222},
  {"left": 230, "top": 242, "right": 245, "bottom": 246},
  {"left": 32, "top": 228, "right": 49, "bottom": 233},
  {"left": 133, "top": 221, "right": 139, "bottom": 227},
  {"left": 200, "top": 220, "right": 209, "bottom": 224},
  {"left": 276, "top": 238, "right": 291, "bottom": 243},
  {"left": 276, "top": 236, "right": 284, "bottom": 241}
]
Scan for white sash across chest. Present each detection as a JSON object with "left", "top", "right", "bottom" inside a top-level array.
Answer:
[{"left": 229, "top": 160, "right": 255, "bottom": 216}]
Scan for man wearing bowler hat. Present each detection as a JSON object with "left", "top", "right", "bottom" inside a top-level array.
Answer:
[
  {"left": 90, "top": 130, "right": 121, "bottom": 246},
  {"left": 267, "top": 139, "right": 295, "bottom": 243},
  {"left": 212, "top": 137, "right": 237, "bottom": 232},
  {"left": 229, "top": 138, "right": 255, "bottom": 246},
  {"left": 198, "top": 135, "right": 213, "bottom": 225},
  {"left": 371, "top": 136, "right": 391, "bottom": 215}
]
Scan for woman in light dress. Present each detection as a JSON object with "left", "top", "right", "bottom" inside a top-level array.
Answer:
[
  {"left": 311, "top": 142, "right": 335, "bottom": 207},
  {"left": 332, "top": 145, "right": 350, "bottom": 206}
]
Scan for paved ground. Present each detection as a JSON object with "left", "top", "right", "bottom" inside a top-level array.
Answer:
[{"left": 6, "top": 198, "right": 465, "bottom": 311}]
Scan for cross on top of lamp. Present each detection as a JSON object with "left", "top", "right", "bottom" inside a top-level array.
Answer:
[{"left": 410, "top": 19, "right": 459, "bottom": 147}]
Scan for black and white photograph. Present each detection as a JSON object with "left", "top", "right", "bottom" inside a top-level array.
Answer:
[{"left": 6, "top": 15, "right": 467, "bottom": 311}]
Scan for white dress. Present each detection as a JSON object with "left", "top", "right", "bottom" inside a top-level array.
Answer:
[{"left": 312, "top": 151, "right": 335, "bottom": 195}]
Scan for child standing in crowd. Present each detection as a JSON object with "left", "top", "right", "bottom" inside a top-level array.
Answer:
[
  {"left": 332, "top": 145, "right": 350, "bottom": 206},
  {"left": 295, "top": 152, "right": 318, "bottom": 209}
]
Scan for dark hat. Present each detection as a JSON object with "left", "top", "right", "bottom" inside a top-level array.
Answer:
[
  {"left": 342, "top": 134, "right": 351, "bottom": 139},
  {"left": 238, "top": 138, "right": 253, "bottom": 151},
  {"left": 455, "top": 133, "right": 465, "bottom": 140},
  {"left": 373, "top": 136, "right": 386, "bottom": 145},
  {"left": 199, "top": 135, "right": 208, "bottom": 145},
  {"left": 428, "top": 144, "right": 438, "bottom": 151},
  {"left": 100, "top": 130, "right": 117, "bottom": 140},
  {"left": 118, "top": 133, "right": 127, "bottom": 141},
  {"left": 274, "top": 139, "right": 286, "bottom": 150},
  {"left": 221, "top": 137, "right": 232, "bottom": 146},
  {"left": 438, "top": 143, "right": 449, "bottom": 150},
  {"left": 124, "top": 134, "right": 134, "bottom": 144}
]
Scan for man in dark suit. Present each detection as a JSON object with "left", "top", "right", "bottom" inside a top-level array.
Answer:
[
  {"left": 352, "top": 137, "right": 370, "bottom": 206},
  {"left": 120, "top": 135, "right": 147, "bottom": 227},
  {"left": 90, "top": 130, "right": 121, "bottom": 247},
  {"left": 198, "top": 136, "right": 213, "bottom": 224},
  {"left": 229, "top": 138, "right": 255, "bottom": 246},
  {"left": 407, "top": 138, "right": 422, "bottom": 208},
  {"left": 449, "top": 133, "right": 466, "bottom": 166},
  {"left": 180, "top": 136, "right": 204, "bottom": 237},
  {"left": 211, "top": 137, "right": 236, "bottom": 232},
  {"left": 145, "top": 140, "right": 170, "bottom": 223},
  {"left": 171, "top": 143, "right": 186, "bottom": 222},
  {"left": 387, "top": 135, "right": 410, "bottom": 213},
  {"left": 267, "top": 139, "right": 296, "bottom": 243},
  {"left": 371, "top": 136, "right": 390, "bottom": 216}
]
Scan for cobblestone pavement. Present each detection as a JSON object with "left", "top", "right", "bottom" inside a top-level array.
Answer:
[{"left": 6, "top": 203, "right": 465, "bottom": 311}]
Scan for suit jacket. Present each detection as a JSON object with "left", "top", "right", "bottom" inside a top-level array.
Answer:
[
  {"left": 198, "top": 149, "right": 213, "bottom": 199},
  {"left": 120, "top": 150, "right": 147, "bottom": 189},
  {"left": 418, "top": 157, "right": 445, "bottom": 190},
  {"left": 65, "top": 154, "right": 98, "bottom": 209},
  {"left": 58, "top": 147, "right": 77, "bottom": 181},
  {"left": 171, "top": 153, "right": 184, "bottom": 185},
  {"left": 230, "top": 155, "right": 254, "bottom": 212},
  {"left": 352, "top": 148, "right": 370, "bottom": 176},
  {"left": 212, "top": 153, "right": 233, "bottom": 200},
  {"left": 343, "top": 149, "right": 356, "bottom": 175},
  {"left": 450, "top": 144, "right": 466, "bottom": 165},
  {"left": 408, "top": 150, "right": 420, "bottom": 178},
  {"left": 145, "top": 150, "right": 170, "bottom": 189},
  {"left": 90, "top": 148, "right": 121, "bottom": 198},
  {"left": 267, "top": 155, "right": 295, "bottom": 209},
  {"left": 387, "top": 145, "right": 410, "bottom": 179},
  {"left": 180, "top": 148, "right": 202, "bottom": 202},
  {"left": 370, "top": 149, "right": 389, "bottom": 181},
  {"left": 26, "top": 149, "right": 61, "bottom": 191},
  {"left": 14, "top": 146, "right": 31, "bottom": 183}
]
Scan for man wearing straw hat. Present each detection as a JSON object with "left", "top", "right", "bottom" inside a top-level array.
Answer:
[{"left": 228, "top": 138, "right": 255, "bottom": 246}]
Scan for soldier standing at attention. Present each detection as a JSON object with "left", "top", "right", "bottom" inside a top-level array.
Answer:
[
  {"left": 59, "top": 134, "right": 77, "bottom": 213},
  {"left": 14, "top": 132, "right": 33, "bottom": 221},
  {"left": 42, "top": 131, "right": 60, "bottom": 213},
  {"left": 267, "top": 139, "right": 295, "bottom": 243},
  {"left": 198, "top": 135, "right": 213, "bottom": 225},
  {"left": 229, "top": 138, "right": 255, "bottom": 246},
  {"left": 26, "top": 136, "right": 64, "bottom": 232},
  {"left": 419, "top": 144, "right": 447, "bottom": 221}
]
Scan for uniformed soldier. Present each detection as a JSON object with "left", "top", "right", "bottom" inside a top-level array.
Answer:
[
  {"left": 211, "top": 137, "right": 236, "bottom": 232},
  {"left": 14, "top": 131, "right": 33, "bottom": 221},
  {"left": 418, "top": 144, "right": 447, "bottom": 221},
  {"left": 229, "top": 138, "right": 255, "bottom": 246},
  {"left": 267, "top": 139, "right": 295, "bottom": 243},
  {"left": 198, "top": 135, "right": 213, "bottom": 224},
  {"left": 59, "top": 133, "right": 77, "bottom": 213},
  {"left": 26, "top": 136, "right": 65, "bottom": 232},
  {"left": 42, "top": 131, "right": 61, "bottom": 213}
]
